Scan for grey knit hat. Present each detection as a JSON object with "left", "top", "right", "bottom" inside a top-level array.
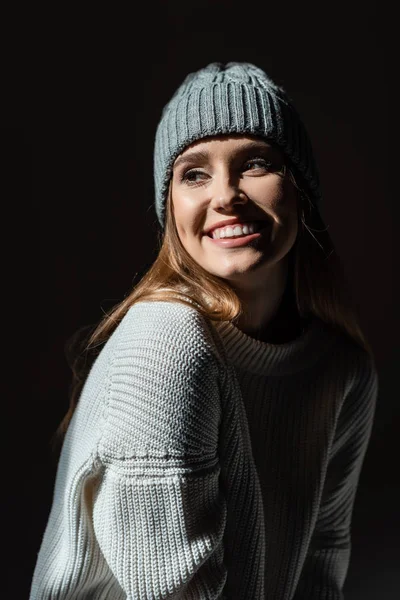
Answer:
[{"left": 153, "top": 62, "right": 321, "bottom": 227}]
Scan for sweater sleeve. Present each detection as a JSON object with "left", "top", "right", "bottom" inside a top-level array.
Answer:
[
  {"left": 30, "top": 302, "right": 228, "bottom": 600},
  {"left": 293, "top": 349, "right": 378, "bottom": 600},
  {"left": 92, "top": 302, "right": 227, "bottom": 598},
  {"left": 93, "top": 303, "right": 226, "bottom": 600}
]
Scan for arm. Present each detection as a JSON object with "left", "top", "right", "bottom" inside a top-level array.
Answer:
[
  {"left": 30, "top": 302, "right": 228, "bottom": 600},
  {"left": 293, "top": 350, "right": 378, "bottom": 599},
  {"left": 93, "top": 301, "right": 228, "bottom": 598}
]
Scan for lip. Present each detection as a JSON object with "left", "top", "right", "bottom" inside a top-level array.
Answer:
[
  {"left": 203, "top": 217, "right": 269, "bottom": 236},
  {"left": 206, "top": 231, "right": 262, "bottom": 248}
]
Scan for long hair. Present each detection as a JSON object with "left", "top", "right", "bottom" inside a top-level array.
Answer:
[{"left": 54, "top": 169, "right": 374, "bottom": 446}]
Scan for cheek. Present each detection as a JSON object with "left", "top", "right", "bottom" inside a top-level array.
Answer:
[
  {"left": 172, "top": 195, "right": 198, "bottom": 243},
  {"left": 172, "top": 191, "right": 205, "bottom": 241},
  {"left": 272, "top": 178, "right": 299, "bottom": 218},
  {"left": 254, "top": 178, "right": 298, "bottom": 239},
  {"left": 171, "top": 193, "right": 188, "bottom": 231}
]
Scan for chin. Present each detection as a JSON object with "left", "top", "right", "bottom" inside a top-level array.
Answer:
[{"left": 210, "top": 264, "right": 268, "bottom": 283}]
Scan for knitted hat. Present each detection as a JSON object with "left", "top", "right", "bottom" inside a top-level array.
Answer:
[{"left": 153, "top": 61, "right": 321, "bottom": 228}]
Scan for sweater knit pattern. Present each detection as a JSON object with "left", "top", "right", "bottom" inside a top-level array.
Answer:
[{"left": 30, "top": 300, "right": 378, "bottom": 599}]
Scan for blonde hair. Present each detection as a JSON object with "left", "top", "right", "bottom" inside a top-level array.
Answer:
[{"left": 55, "top": 170, "right": 374, "bottom": 443}]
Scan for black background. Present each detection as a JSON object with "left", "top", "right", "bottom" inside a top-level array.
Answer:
[{"left": 5, "top": 1, "right": 398, "bottom": 598}]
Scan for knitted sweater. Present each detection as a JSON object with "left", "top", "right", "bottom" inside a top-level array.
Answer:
[{"left": 30, "top": 300, "right": 378, "bottom": 599}]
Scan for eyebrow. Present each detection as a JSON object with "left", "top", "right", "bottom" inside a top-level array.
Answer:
[
  {"left": 174, "top": 150, "right": 210, "bottom": 169},
  {"left": 173, "top": 142, "right": 276, "bottom": 170}
]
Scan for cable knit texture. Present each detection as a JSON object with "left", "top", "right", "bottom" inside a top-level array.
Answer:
[
  {"left": 153, "top": 62, "right": 321, "bottom": 227},
  {"left": 30, "top": 300, "right": 378, "bottom": 599}
]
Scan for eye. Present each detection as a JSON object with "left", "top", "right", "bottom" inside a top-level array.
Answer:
[
  {"left": 180, "top": 169, "right": 208, "bottom": 184},
  {"left": 243, "top": 157, "right": 275, "bottom": 172}
]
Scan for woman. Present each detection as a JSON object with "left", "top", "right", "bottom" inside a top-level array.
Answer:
[{"left": 31, "top": 62, "right": 378, "bottom": 599}]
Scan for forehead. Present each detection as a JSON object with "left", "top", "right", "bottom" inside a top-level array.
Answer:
[{"left": 175, "top": 134, "right": 281, "bottom": 163}]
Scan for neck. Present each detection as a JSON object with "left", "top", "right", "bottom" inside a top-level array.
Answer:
[{"left": 231, "top": 255, "right": 303, "bottom": 343}]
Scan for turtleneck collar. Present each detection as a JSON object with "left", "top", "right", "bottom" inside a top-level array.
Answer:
[{"left": 213, "top": 316, "right": 339, "bottom": 376}]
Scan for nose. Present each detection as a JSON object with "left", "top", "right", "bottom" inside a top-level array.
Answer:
[{"left": 210, "top": 175, "right": 248, "bottom": 211}]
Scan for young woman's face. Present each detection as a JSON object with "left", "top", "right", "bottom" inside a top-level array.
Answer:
[{"left": 171, "top": 135, "right": 299, "bottom": 286}]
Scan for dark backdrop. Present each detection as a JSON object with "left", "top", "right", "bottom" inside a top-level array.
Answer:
[{"left": 6, "top": 1, "right": 398, "bottom": 598}]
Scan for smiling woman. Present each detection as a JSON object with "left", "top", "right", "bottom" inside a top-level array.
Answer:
[
  {"left": 171, "top": 136, "right": 298, "bottom": 331},
  {"left": 170, "top": 135, "right": 300, "bottom": 339},
  {"left": 30, "top": 63, "right": 378, "bottom": 599}
]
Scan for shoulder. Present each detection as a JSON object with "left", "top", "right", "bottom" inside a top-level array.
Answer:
[
  {"left": 347, "top": 343, "right": 379, "bottom": 419},
  {"left": 329, "top": 333, "right": 379, "bottom": 443},
  {"left": 125, "top": 299, "right": 216, "bottom": 339},
  {"left": 331, "top": 328, "right": 379, "bottom": 397},
  {"left": 99, "top": 300, "right": 226, "bottom": 460},
  {"left": 312, "top": 322, "right": 379, "bottom": 432},
  {"left": 116, "top": 299, "right": 226, "bottom": 365}
]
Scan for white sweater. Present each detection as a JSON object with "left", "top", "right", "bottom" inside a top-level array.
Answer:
[{"left": 30, "top": 300, "right": 378, "bottom": 599}]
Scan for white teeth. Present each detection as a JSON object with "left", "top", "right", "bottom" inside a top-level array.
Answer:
[{"left": 211, "top": 222, "right": 259, "bottom": 239}]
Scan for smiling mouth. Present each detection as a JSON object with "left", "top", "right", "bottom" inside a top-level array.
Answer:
[{"left": 205, "top": 222, "right": 271, "bottom": 248}]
